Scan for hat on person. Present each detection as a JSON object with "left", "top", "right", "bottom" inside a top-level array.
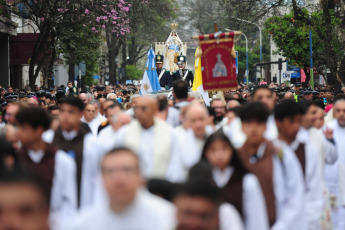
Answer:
[{"left": 155, "top": 54, "right": 164, "bottom": 64}]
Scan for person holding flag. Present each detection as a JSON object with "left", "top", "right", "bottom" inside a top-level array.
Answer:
[{"left": 141, "top": 48, "right": 161, "bottom": 95}]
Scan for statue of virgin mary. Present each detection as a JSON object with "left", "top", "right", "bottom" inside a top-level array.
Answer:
[{"left": 163, "top": 23, "right": 183, "bottom": 74}]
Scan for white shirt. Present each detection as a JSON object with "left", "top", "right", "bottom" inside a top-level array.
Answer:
[
  {"left": 166, "top": 107, "right": 180, "bottom": 127},
  {"left": 283, "top": 135, "right": 324, "bottom": 230},
  {"left": 28, "top": 149, "right": 77, "bottom": 230},
  {"left": 43, "top": 131, "right": 105, "bottom": 209},
  {"left": 68, "top": 190, "right": 175, "bottom": 230},
  {"left": 264, "top": 114, "right": 278, "bottom": 141},
  {"left": 223, "top": 117, "right": 246, "bottom": 149},
  {"left": 219, "top": 203, "right": 245, "bottom": 230},
  {"left": 212, "top": 167, "right": 269, "bottom": 230},
  {"left": 326, "top": 120, "right": 345, "bottom": 207},
  {"left": 176, "top": 126, "right": 214, "bottom": 174},
  {"left": 81, "top": 117, "right": 101, "bottom": 136},
  {"left": 272, "top": 140, "right": 307, "bottom": 230},
  {"left": 95, "top": 113, "right": 107, "bottom": 124}
]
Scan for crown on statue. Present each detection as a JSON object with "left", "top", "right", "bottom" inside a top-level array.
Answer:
[{"left": 171, "top": 22, "right": 178, "bottom": 31}]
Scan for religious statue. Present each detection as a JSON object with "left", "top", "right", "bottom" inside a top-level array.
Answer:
[{"left": 163, "top": 22, "right": 183, "bottom": 74}]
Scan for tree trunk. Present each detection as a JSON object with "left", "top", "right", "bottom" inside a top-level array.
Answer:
[
  {"left": 105, "top": 27, "right": 124, "bottom": 85},
  {"left": 68, "top": 62, "right": 75, "bottom": 84},
  {"left": 28, "top": 24, "right": 50, "bottom": 89},
  {"left": 121, "top": 38, "right": 127, "bottom": 83}
]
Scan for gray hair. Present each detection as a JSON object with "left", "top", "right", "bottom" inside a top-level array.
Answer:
[
  {"left": 89, "top": 99, "right": 100, "bottom": 107},
  {"left": 106, "top": 93, "right": 117, "bottom": 99},
  {"left": 86, "top": 93, "right": 94, "bottom": 101}
]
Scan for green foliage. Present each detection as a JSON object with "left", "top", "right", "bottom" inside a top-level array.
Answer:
[
  {"left": 58, "top": 23, "right": 103, "bottom": 67},
  {"left": 264, "top": 9, "right": 343, "bottom": 69},
  {"left": 83, "top": 60, "right": 99, "bottom": 86},
  {"left": 126, "top": 65, "right": 143, "bottom": 80}
]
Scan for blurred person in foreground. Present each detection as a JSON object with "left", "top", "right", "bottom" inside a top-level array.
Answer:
[
  {"left": 68, "top": 147, "right": 175, "bottom": 230},
  {"left": 15, "top": 107, "right": 77, "bottom": 230},
  {"left": 43, "top": 96, "right": 103, "bottom": 210},
  {"left": 0, "top": 170, "right": 50, "bottom": 230}
]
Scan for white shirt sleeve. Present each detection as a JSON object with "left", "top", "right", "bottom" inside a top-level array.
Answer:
[
  {"left": 321, "top": 133, "right": 338, "bottom": 164},
  {"left": 272, "top": 147, "right": 307, "bottom": 230},
  {"left": 243, "top": 174, "right": 269, "bottom": 230},
  {"left": 49, "top": 150, "right": 77, "bottom": 230},
  {"left": 165, "top": 130, "right": 186, "bottom": 183},
  {"left": 219, "top": 203, "right": 245, "bottom": 230},
  {"left": 304, "top": 144, "right": 324, "bottom": 229}
]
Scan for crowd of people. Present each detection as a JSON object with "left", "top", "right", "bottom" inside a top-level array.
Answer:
[{"left": 0, "top": 79, "right": 345, "bottom": 230}]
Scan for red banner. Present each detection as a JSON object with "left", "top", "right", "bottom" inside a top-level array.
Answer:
[{"left": 198, "top": 32, "right": 237, "bottom": 90}]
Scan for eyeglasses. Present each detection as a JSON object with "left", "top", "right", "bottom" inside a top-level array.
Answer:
[
  {"left": 133, "top": 106, "right": 148, "bottom": 112},
  {"left": 102, "top": 166, "right": 138, "bottom": 175}
]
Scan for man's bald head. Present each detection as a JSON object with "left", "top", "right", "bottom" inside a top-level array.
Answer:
[
  {"left": 79, "top": 93, "right": 88, "bottom": 105},
  {"left": 284, "top": 92, "right": 294, "bottom": 100},
  {"left": 334, "top": 98, "right": 345, "bottom": 127},
  {"left": 185, "top": 104, "right": 209, "bottom": 139},
  {"left": 226, "top": 100, "right": 240, "bottom": 110},
  {"left": 134, "top": 96, "right": 158, "bottom": 128}
]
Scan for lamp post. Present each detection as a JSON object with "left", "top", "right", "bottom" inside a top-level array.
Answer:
[
  {"left": 225, "top": 29, "right": 249, "bottom": 86},
  {"left": 309, "top": 29, "right": 314, "bottom": 89},
  {"left": 236, "top": 18, "right": 262, "bottom": 81}
]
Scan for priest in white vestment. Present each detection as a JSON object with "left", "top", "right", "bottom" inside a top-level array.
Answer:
[
  {"left": 325, "top": 98, "right": 345, "bottom": 229},
  {"left": 111, "top": 96, "right": 185, "bottom": 182}
]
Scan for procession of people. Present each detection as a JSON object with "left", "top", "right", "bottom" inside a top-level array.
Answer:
[{"left": 1, "top": 27, "right": 345, "bottom": 230}]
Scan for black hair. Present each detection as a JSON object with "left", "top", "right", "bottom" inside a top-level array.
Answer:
[
  {"left": 252, "top": 85, "right": 272, "bottom": 97},
  {"left": 200, "top": 131, "right": 246, "bottom": 171},
  {"left": 189, "top": 161, "right": 214, "bottom": 183},
  {"left": 298, "top": 100, "right": 312, "bottom": 114},
  {"left": 274, "top": 100, "right": 304, "bottom": 120},
  {"left": 173, "top": 80, "right": 188, "bottom": 100},
  {"left": 58, "top": 96, "right": 85, "bottom": 111},
  {"left": 239, "top": 102, "right": 270, "bottom": 123},
  {"left": 147, "top": 179, "right": 181, "bottom": 202},
  {"left": 174, "top": 178, "right": 221, "bottom": 206},
  {"left": 48, "top": 105, "right": 59, "bottom": 112},
  {"left": 106, "top": 101, "right": 123, "bottom": 111},
  {"left": 0, "top": 168, "right": 49, "bottom": 207},
  {"left": 15, "top": 107, "right": 51, "bottom": 131},
  {"left": 0, "top": 138, "right": 19, "bottom": 170},
  {"left": 157, "top": 95, "right": 169, "bottom": 112},
  {"left": 311, "top": 99, "right": 325, "bottom": 110}
]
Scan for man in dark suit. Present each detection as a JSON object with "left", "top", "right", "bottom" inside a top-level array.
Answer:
[
  {"left": 156, "top": 54, "right": 172, "bottom": 89},
  {"left": 172, "top": 54, "right": 194, "bottom": 88}
]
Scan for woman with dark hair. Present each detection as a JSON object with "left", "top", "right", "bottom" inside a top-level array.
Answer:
[{"left": 190, "top": 131, "right": 269, "bottom": 230}]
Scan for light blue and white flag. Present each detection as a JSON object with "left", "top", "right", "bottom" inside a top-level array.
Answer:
[{"left": 141, "top": 48, "right": 161, "bottom": 95}]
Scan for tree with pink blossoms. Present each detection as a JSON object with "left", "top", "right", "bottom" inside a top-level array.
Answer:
[{"left": 4, "top": 0, "right": 131, "bottom": 88}]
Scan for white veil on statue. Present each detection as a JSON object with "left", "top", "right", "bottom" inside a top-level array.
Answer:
[{"left": 163, "top": 30, "right": 185, "bottom": 73}]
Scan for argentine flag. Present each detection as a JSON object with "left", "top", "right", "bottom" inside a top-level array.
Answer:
[{"left": 141, "top": 48, "right": 161, "bottom": 95}]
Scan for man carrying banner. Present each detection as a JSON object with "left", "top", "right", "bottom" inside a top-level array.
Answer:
[
  {"left": 156, "top": 54, "right": 172, "bottom": 89},
  {"left": 173, "top": 54, "right": 194, "bottom": 88}
]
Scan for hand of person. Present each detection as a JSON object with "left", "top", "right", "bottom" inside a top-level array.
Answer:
[{"left": 323, "top": 127, "right": 333, "bottom": 140}]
